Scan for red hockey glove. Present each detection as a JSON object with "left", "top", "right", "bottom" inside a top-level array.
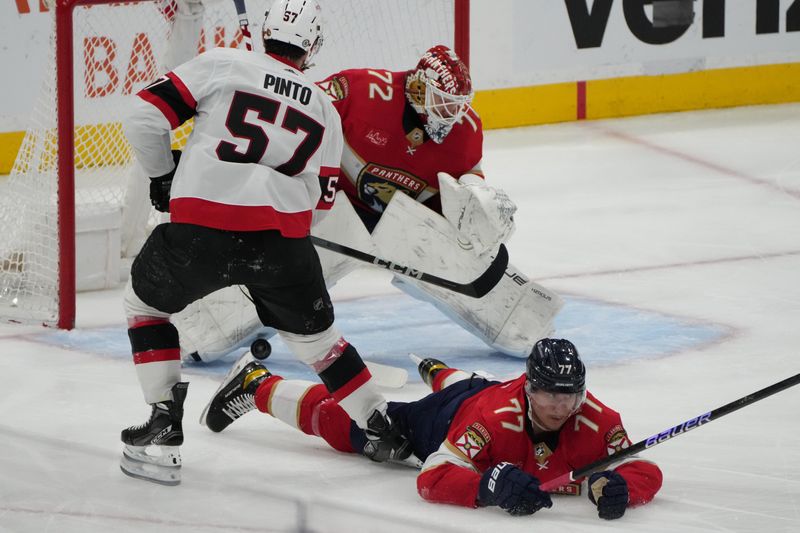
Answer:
[
  {"left": 588, "top": 470, "right": 629, "bottom": 520},
  {"left": 478, "top": 462, "right": 553, "bottom": 516}
]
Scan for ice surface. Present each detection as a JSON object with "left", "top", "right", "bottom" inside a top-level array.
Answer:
[{"left": 1, "top": 104, "right": 799, "bottom": 532}]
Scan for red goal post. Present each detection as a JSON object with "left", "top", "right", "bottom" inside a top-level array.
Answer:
[{"left": 0, "top": 0, "right": 470, "bottom": 329}]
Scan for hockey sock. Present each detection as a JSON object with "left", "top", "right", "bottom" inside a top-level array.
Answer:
[
  {"left": 128, "top": 317, "right": 181, "bottom": 403},
  {"left": 315, "top": 340, "right": 385, "bottom": 429},
  {"left": 254, "top": 375, "right": 284, "bottom": 413},
  {"left": 254, "top": 379, "right": 355, "bottom": 453},
  {"left": 432, "top": 368, "right": 472, "bottom": 392}
]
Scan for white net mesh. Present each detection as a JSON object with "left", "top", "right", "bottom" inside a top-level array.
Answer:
[{"left": 0, "top": 0, "right": 456, "bottom": 327}]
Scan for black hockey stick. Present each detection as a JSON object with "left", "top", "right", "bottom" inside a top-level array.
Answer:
[
  {"left": 310, "top": 236, "right": 509, "bottom": 298},
  {"left": 540, "top": 372, "right": 800, "bottom": 491},
  {"left": 232, "top": 0, "right": 253, "bottom": 51}
]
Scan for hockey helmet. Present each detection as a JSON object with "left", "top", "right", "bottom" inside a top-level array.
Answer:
[
  {"left": 405, "top": 45, "right": 473, "bottom": 143},
  {"left": 526, "top": 338, "right": 586, "bottom": 394},
  {"left": 524, "top": 339, "right": 587, "bottom": 428},
  {"left": 263, "top": 0, "right": 324, "bottom": 69}
]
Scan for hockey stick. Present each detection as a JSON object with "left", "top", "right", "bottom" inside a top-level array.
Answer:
[
  {"left": 232, "top": 0, "right": 253, "bottom": 51},
  {"left": 365, "top": 361, "right": 408, "bottom": 389},
  {"left": 310, "top": 236, "right": 509, "bottom": 298},
  {"left": 539, "top": 372, "right": 800, "bottom": 491}
]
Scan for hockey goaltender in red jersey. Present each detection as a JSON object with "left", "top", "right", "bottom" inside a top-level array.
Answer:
[
  {"left": 316, "top": 44, "right": 483, "bottom": 227},
  {"left": 173, "top": 43, "right": 563, "bottom": 364},
  {"left": 201, "top": 339, "right": 663, "bottom": 519}
]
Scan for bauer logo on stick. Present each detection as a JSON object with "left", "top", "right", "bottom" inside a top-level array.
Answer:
[{"left": 645, "top": 412, "right": 712, "bottom": 447}]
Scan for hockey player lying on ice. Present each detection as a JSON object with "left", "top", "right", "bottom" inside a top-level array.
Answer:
[
  {"left": 201, "top": 338, "right": 662, "bottom": 518},
  {"left": 171, "top": 42, "right": 563, "bottom": 363}
]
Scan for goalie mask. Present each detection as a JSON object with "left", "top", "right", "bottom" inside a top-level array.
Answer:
[
  {"left": 524, "top": 338, "right": 587, "bottom": 431},
  {"left": 405, "top": 45, "right": 473, "bottom": 144},
  {"left": 263, "top": 0, "right": 323, "bottom": 70}
]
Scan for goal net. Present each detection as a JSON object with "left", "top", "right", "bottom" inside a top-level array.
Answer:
[{"left": 0, "top": 0, "right": 465, "bottom": 328}]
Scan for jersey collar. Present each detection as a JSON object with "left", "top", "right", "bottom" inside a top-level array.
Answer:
[{"left": 267, "top": 52, "right": 301, "bottom": 72}]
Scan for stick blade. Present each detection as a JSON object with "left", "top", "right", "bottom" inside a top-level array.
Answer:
[
  {"left": 365, "top": 361, "right": 408, "bottom": 388},
  {"left": 464, "top": 244, "right": 509, "bottom": 298}
]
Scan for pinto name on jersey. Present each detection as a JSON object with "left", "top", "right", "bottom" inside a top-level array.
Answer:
[{"left": 263, "top": 74, "right": 313, "bottom": 105}]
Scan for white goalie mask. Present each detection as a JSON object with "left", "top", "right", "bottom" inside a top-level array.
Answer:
[
  {"left": 263, "top": 0, "right": 324, "bottom": 70},
  {"left": 405, "top": 45, "right": 474, "bottom": 144}
]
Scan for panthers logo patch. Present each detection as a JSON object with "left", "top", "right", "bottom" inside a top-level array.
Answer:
[
  {"left": 605, "top": 424, "right": 631, "bottom": 455},
  {"left": 357, "top": 163, "right": 426, "bottom": 213},
  {"left": 318, "top": 75, "right": 349, "bottom": 101}
]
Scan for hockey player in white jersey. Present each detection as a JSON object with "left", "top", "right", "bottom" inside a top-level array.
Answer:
[
  {"left": 119, "top": 0, "right": 411, "bottom": 485},
  {"left": 171, "top": 45, "right": 563, "bottom": 364}
]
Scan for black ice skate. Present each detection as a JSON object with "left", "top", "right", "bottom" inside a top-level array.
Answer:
[
  {"left": 414, "top": 355, "right": 449, "bottom": 387},
  {"left": 200, "top": 352, "right": 271, "bottom": 433},
  {"left": 120, "top": 381, "right": 189, "bottom": 486}
]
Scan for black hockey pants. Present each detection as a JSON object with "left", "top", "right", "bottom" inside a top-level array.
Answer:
[{"left": 130, "top": 222, "right": 335, "bottom": 335}]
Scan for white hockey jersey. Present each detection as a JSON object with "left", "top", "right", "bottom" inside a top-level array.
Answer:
[{"left": 124, "top": 47, "right": 343, "bottom": 237}]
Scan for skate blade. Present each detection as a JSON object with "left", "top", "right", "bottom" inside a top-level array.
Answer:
[
  {"left": 199, "top": 351, "right": 257, "bottom": 427},
  {"left": 120, "top": 446, "right": 181, "bottom": 486}
]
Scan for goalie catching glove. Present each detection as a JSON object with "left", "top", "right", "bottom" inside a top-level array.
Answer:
[
  {"left": 438, "top": 172, "right": 517, "bottom": 256},
  {"left": 149, "top": 149, "right": 182, "bottom": 213},
  {"left": 478, "top": 462, "right": 553, "bottom": 516}
]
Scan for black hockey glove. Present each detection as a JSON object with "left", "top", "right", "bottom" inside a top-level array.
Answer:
[
  {"left": 478, "top": 462, "right": 553, "bottom": 516},
  {"left": 362, "top": 410, "right": 413, "bottom": 463},
  {"left": 149, "top": 150, "right": 182, "bottom": 213},
  {"left": 588, "top": 470, "right": 629, "bottom": 520}
]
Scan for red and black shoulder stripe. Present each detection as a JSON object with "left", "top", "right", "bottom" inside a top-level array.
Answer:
[{"left": 137, "top": 72, "right": 197, "bottom": 129}]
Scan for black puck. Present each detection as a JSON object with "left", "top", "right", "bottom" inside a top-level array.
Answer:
[{"left": 251, "top": 338, "right": 272, "bottom": 360}]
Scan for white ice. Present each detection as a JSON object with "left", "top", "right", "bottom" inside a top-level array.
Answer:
[{"left": 1, "top": 103, "right": 799, "bottom": 532}]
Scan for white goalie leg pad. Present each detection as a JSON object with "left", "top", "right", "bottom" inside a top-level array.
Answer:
[
  {"left": 372, "top": 191, "right": 500, "bottom": 280},
  {"left": 311, "top": 190, "right": 375, "bottom": 287},
  {"left": 171, "top": 286, "right": 266, "bottom": 363},
  {"left": 266, "top": 380, "right": 318, "bottom": 431},
  {"left": 393, "top": 268, "right": 562, "bottom": 356},
  {"left": 373, "top": 192, "right": 563, "bottom": 356},
  {"left": 120, "top": 445, "right": 181, "bottom": 486},
  {"left": 489, "top": 270, "right": 563, "bottom": 355}
]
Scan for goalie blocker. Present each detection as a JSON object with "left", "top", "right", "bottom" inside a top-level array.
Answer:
[{"left": 171, "top": 190, "right": 562, "bottom": 362}]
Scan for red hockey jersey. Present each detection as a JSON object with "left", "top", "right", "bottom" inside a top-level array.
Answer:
[
  {"left": 417, "top": 375, "right": 662, "bottom": 509},
  {"left": 317, "top": 68, "right": 483, "bottom": 217}
]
